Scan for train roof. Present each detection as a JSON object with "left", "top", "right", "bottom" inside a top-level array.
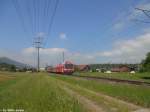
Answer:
[{"left": 63, "top": 61, "right": 73, "bottom": 64}]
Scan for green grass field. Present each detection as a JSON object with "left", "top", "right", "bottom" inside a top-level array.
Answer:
[
  {"left": 0, "top": 72, "right": 85, "bottom": 112},
  {"left": 0, "top": 72, "right": 150, "bottom": 112},
  {"left": 75, "top": 72, "right": 150, "bottom": 83},
  {"left": 53, "top": 74, "right": 150, "bottom": 107}
]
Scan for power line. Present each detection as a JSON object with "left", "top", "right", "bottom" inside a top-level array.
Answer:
[
  {"left": 33, "top": 0, "right": 37, "bottom": 34},
  {"left": 44, "top": 0, "right": 52, "bottom": 33},
  {"left": 37, "top": 0, "right": 40, "bottom": 33},
  {"left": 12, "top": 0, "right": 28, "bottom": 35},
  {"left": 43, "top": 0, "right": 49, "bottom": 32},
  {"left": 47, "top": 0, "right": 59, "bottom": 35},
  {"left": 25, "top": 0, "right": 34, "bottom": 35},
  {"left": 43, "top": 0, "right": 59, "bottom": 47},
  {"left": 12, "top": 0, "right": 60, "bottom": 68}
]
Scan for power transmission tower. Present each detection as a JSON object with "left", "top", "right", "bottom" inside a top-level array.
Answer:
[{"left": 33, "top": 36, "right": 43, "bottom": 72}]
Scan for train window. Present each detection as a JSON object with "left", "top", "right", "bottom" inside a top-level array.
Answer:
[{"left": 65, "top": 64, "right": 73, "bottom": 69}]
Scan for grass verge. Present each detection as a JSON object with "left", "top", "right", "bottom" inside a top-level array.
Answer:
[
  {"left": 74, "top": 72, "right": 150, "bottom": 83},
  {"left": 52, "top": 74, "right": 150, "bottom": 108}
]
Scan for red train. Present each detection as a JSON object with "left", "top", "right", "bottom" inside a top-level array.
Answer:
[{"left": 46, "top": 61, "right": 74, "bottom": 74}]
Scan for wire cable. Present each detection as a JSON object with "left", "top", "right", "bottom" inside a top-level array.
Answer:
[
  {"left": 43, "top": 0, "right": 59, "bottom": 47},
  {"left": 25, "top": 0, "right": 34, "bottom": 35},
  {"left": 12, "top": 0, "right": 28, "bottom": 35}
]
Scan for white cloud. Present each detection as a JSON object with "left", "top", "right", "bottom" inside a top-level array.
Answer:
[
  {"left": 17, "top": 47, "right": 95, "bottom": 66},
  {"left": 112, "top": 2, "right": 150, "bottom": 31},
  {"left": 21, "top": 31, "right": 150, "bottom": 66},
  {"left": 1, "top": 32, "right": 150, "bottom": 66},
  {"left": 96, "top": 32, "right": 150, "bottom": 63},
  {"left": 22, "top": 47, "right": 68, "bottom": 66},
  {"left": 113, "top": 22, "right": 125, "bottom": 30},
  {"left": 59, "top": 33, "right": 67, "bottom": 40}
]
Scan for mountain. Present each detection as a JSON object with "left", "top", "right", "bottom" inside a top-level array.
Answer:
[{"left": 0, "top": 57, "right": 27, "bottom": 68}]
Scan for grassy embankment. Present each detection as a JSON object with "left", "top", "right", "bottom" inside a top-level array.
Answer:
[
  {"left": 52, "top": 74, "right": 150, "bottom": 108},
  {"left": 75, "top": 72, "right": 150, "bottom": 83},
  {"left": 0, "top": 72, "right": 85, "bottom": 112}
]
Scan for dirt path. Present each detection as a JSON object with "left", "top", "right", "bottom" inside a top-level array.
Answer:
[
  {"left": 80, "top": 86, "right": 150, "bottom": 112},
  {"left": 63, "top": 86, "right": 104, "bottom": 112}
]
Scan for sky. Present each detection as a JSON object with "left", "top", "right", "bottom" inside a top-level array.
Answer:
[{"left": 0, "top": 0, "right": 150, "bottom": 67}]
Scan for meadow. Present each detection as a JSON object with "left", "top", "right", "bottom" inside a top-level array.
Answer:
[
  {"left": 0, "top": 72, "right": 150, "bottom": 112},
  {"left": 75, "top": 72, "right": 150, "bottom": 83},
  {"left": 0, "top": 72, "right": 85, "bottom": 112},
  {"left": 53, "top": 74, "right": 150, "bottom": 108}
]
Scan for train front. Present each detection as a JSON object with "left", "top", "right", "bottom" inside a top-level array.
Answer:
[{"left": 63, "top": 61, "right": 74, "bottom": 74}]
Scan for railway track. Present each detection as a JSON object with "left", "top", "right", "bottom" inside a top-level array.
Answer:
[{"left": 72, "top": 75, "right": 150, "bottom": 86}]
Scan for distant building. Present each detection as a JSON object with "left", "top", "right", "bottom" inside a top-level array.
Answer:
[
  {"left": 40, "top": 67, "right": 46, "bottom": 72},
  {"left": 96, "top": 68, "right": 101, "bottom": 72},
  {"left": 111, "top": 65, "right": 131, "bottom": 72},
  {"left": 105, "top": 70, "right": 112, "bottom": 74},
  {"left": 75, "top": 65, "right": 90, "bottom": 72}
]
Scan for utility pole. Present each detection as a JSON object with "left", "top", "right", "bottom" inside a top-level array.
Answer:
[
  {"left": 62, "top": 51, "right": 65, "bottom": 63},
  {"left": 33, "top": 36, "right": 43, "bottom": 72}
]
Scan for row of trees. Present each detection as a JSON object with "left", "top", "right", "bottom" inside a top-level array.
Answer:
[
  {"left": 0, "top": 63, "right": 36, "bottom": 72},
  {"left": 140, "top": 52, "right": 150, "bottom": 72},
  {"left": 0, "top": 63, "right": 16, "bottom": 72}
]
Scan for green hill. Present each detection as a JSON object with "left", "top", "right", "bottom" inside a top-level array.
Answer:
[{"left": 0, "top": 57, "right": 27, "bottom": 68}]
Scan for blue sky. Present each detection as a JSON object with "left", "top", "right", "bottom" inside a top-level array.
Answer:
[{"left": 0, "top": 0, "right": 150, "bottom": 66}]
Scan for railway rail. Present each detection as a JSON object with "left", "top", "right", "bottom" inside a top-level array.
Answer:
[{"left": 72, "top": 75, "right": 150, "bottom": 86}]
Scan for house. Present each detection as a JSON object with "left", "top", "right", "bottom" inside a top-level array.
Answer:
[
  {"left": 74, "top": 65, "right": 90, "bottom": 72},
  {"left": 111, "top": 65, "right": 131, "bottom": 72}
]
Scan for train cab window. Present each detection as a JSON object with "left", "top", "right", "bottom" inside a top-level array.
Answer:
[{"left": 65, "top": 64, "right": 73, "bottom": 69}]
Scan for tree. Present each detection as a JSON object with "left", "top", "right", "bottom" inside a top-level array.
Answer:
[
  {"left": 0, "top": 63, "right": 16, "bottom": 72},
  {"left": 9, "top": 65, "right": 16, "bottom": 72},
  {"left": 141, "top": 52, "right": 150, "bottom": 72}
]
